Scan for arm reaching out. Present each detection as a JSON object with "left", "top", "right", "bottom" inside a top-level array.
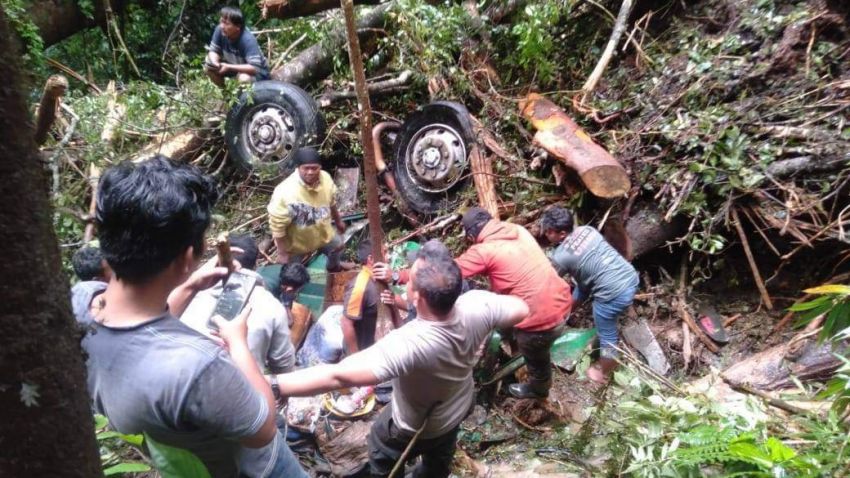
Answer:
[{"left": 273, "top": 353, "right": 378, "bottom": 397}]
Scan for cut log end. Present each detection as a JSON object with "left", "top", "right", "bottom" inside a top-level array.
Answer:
[{"left": 580, "top": 166, "right": 631, "bottom": 198}]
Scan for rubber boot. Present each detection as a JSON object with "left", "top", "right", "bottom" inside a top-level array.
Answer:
[{"left": 508, "top": 379, "right": 551, "bottom": 399}]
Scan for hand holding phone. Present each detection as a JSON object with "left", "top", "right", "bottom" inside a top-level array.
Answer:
[{"left": 208, "top": 270, "right": 256, "bottom": 331}]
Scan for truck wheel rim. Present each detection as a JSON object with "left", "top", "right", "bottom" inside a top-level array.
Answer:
[
  {"left": 242, "top": 104, "right": 299, "bottom": 165},
  {"left": 404, "top": 123, "right": 467, "bottom": 193}
]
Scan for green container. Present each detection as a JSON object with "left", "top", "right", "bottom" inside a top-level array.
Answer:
[
  {"left": 300, "top": 255, "right": 329, "bottom": 318},
  {"left": 480, "top": 328, "right": 597, "bottom": 385}
]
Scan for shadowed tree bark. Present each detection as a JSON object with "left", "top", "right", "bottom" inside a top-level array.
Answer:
[{"left": 0, "top": 10, "right": 103, "bottom": 478}]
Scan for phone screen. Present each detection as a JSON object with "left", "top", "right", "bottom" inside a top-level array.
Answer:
[{"left": 208, "top": 271, "right": 257, "bottom": 330}]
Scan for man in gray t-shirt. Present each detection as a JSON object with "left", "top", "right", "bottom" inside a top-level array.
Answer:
[
  {"left": 204, "top": 6, "right": 270, "bottom": 87},
  {"left": 273, "top": 240, "right": 529, "bottom": 477},
  {"left": 79, "top": 156, "right": 306, "bottom": 478},
  {"left": 541, "top": 207, "right": 639, "bottom": 384}
]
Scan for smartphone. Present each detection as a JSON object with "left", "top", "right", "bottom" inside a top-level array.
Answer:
[{"left": 208, "top": 270, "right": 257, "bottom": 330}]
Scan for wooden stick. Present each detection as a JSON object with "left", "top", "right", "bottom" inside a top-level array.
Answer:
[
  {"left": 676, "top": 297, "right": 720, "bottom": 354},
  {"left": 581, "top": 0, "right": 635, "bottom": 96},
  {"left": 215, "top": 233, "right": 235, "bottom": 273},
  {"left": 721, "top": 376, "right": 809, "bottom": 416},
  {"left": 34, "top": 75, "right": 69, "bottom": 145},
  {"left": 681, "top": 320, "right": 692, "bottom": 368},
  {"left": 732, "top": 207, "right": 773, "bottom": 310},
  {"left": 723, "top": 314, "right": 742, "bottom": 327},
  {"left": 388, "top": 402, "right": 439, "bottom": 478},
  {"left": 46, "top": 58, "right": 102, "bottom": 94},
  {"left": 388, "top": 214, "right": 460, "bottom": 247},
  {"left": 341, "top": 0, "right": 400, "bottom": 331},
  {"left": 318, "top": 70, "right": 413, "bottom": 107}
]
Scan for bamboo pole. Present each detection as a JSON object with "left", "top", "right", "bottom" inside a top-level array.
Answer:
[{"left": 340, "top": 0, "right": 400, "bottom": 331}]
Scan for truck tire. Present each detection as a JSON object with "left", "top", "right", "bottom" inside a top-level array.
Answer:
[
  {"left": 224, "top": 81, "right": 325, "bottom": 178},
  {"left": 392, "top": 101, "right": 475, "bottom": 215}
]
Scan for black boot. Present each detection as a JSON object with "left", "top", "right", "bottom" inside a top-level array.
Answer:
[{"left": 508, "top": 380, "right": 550, "bottom": 399}]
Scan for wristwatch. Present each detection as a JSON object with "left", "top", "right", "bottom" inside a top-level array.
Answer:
[
  {"left": 391, "top": 269, "right": 400, "bottom": 285},
  {"left": 270, "top": 375, "right": 281, "bottom": 401}
]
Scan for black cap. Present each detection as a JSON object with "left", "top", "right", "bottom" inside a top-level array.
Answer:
[
  {"left": 293, "top": 147, "right": 322, "bottom": 166},
  {"left": 462, "top": 207, "right": 492, "bottom": 241}
]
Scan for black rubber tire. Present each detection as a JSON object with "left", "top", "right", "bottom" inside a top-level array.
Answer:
[
  {"left": 225, "top": 81, "right": 325, "bottom": 178},
  {"left": 392, "top": 101, "right": 475, "bottom": 215}
]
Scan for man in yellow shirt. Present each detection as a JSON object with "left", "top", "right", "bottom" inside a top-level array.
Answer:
[{"left": 268, "top": 147, "right": 346, "bottom": 271}]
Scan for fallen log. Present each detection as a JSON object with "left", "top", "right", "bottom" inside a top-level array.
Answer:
[
  {"left": 469, "top": 145, "right": 500, "bottom": 218},
  {"left": 766, "top": 154, "right": 849, "bottom": 178},
  {"left": 519, "top": 93, "right": 631, "bottom": 198},
  {"left": 625, "top": 203, "right": 685, "bottom": 258},
  {"left": 133, "top": 117, "right": 221, "bottom": 163},
  {"left": 721, "top": 337, "right": 846, "bottom": 391},
  {"left": 271, "top": 3, "right": 391, "bottom": 86},
  {"left": 261, "top": 0, "right": 382, "bottom": 19},
  {"left": 34, "top": 75, "right": 69, "bottom": 145}
]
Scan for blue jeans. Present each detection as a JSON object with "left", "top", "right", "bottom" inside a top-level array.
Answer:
[
  {"left": 240, "top": 431, "right": 307, "bottom": 478},
  {"left": 574, "top": 284, "right": 637, "bottom": 359}
]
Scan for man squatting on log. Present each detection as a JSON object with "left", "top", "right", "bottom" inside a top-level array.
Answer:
[{"left": 204, "top": 6, "right": 270, "bottom": 87}]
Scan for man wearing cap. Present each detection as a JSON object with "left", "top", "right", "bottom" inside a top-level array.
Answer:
[
  {"left": 267, "top": 147, "right": 346, "bottom": 271},
  {"left": 374, "top": 208, "right": 572, "bottom": 399}
]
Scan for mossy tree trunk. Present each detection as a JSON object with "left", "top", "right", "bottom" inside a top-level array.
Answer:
[{"left": 0, "top": 10, "right": 103, "bottom": 478}]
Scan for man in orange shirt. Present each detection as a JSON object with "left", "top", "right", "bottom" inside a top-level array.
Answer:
[{"left": 375, "top": 208, "right": 572, "bottom": 399}]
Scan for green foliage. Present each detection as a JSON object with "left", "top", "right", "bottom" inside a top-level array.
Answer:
[
  {"left": 389, "top": 0, "right": 469, "bottom": 80},
  {"left": 789, "top": 284, "right": 850, "bottom": 341},
  {"left": 508, "top": 1, "right": 568, "bottom": 84},
  {"left": 1, "top": 0, "right": 45, "bottom": 68},
  {"left": 791, "top": 284, "right": 850, "bottom": 419},
  {"left": 586, "top": 366, "right": 846, "bottom": 476},
  {"left": 145, "top": 432, "right": 212, "bottom": 478},
  {"left": 95, "top": 414, "right": 151, "bottom": 476}
]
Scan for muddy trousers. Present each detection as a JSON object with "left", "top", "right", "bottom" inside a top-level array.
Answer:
[
  {"left": 514, "top": 323, "right": 565, "bottom": 393},
  {"left": 367, "top": 404, "right": 459, "bottom": 478}
]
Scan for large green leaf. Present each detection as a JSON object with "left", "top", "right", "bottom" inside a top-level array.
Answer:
[
  {"left": 144, "top": 433, "right": 212, "bottom": 478},
  {"left": 103, "top": 463, "right": 151, "bottom": 475}
]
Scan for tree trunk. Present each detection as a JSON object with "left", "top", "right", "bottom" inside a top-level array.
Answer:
[
  {"left": 271, "top": 2, "right": 391, "bottom": 86},
  {"left": 721, "top": 338, "right": 845, "bottom": 391},
  {"left": 262, "top": 0, "right": 382, "bottom": 19},
  {"left": 626, "top": 203, "right": 685, "bottom": 258},
  {"left": 0, "top": 11, "right": 103, "bottom": 478},
  {"left": 25, "top": 0, "right": 106, "bottom": 47}
]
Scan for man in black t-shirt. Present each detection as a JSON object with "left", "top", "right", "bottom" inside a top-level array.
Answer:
[{"left": 204, "top": 6, "right": 270, "bottom": 87}]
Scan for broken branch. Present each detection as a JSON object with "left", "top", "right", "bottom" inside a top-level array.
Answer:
[
  {"left": 731, "top": 207, "right": 774, "bottom": 310},
  {"left": 34, "top": 75, "right": 69, "bottom": 145},
  {"left": 581, "top": 0, "right": 635, "bottom": 96},
  {"left": 318, "top": 69, "right": 413, "bottom": 107}
]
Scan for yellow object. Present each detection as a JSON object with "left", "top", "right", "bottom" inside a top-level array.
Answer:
[
  {"left": 267, "top": 170, "right": 337, "bottom": 256},
  {"left": 345, "top": 267, "right": 373, "bottom": 318},
  {"left": 322, "top": 390, "right": 376, "bottom": 419}
]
